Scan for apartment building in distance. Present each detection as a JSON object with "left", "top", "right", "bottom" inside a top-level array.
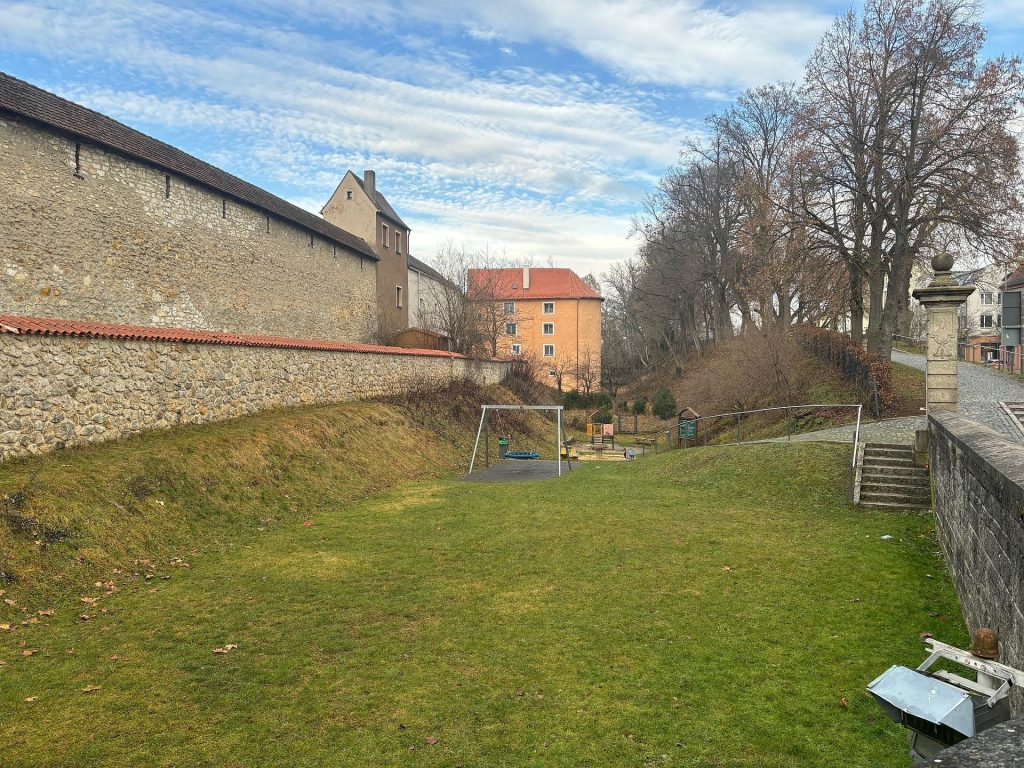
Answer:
[{"left": 468, "top": 266, "right": 602, "bottom": 389}]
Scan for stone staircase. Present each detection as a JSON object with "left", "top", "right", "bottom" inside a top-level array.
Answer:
[
  {"left": 1000, "top": 402, "right": 1024, "bottom": 438},
  {"left": 858, "top": 443, "right": 931, "bottom": 509}
]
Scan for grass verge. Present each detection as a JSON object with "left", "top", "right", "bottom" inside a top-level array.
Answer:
[{"left": 0, "top": 418, "right": 962, "bottom": 767}]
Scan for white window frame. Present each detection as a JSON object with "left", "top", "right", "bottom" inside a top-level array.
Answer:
[
  {"left": 510, "top": 343, "right": 522, "bottom": 355},
  {"left": 543, "top": 344, "right": 555, "bottom": 357},
  {"left": 981, "top": 291, "right": 993, "bottom": 305},
  {"left": 979, "top": 313, "right": 993, "bottom": 329},
  {"left": 542, "top": 322, "right": 554, "bottom": 335},
  {"left": 505, "top": 322, "right": 517, "bottom": 336},
  {"left": 503, "top": 300, "right": 516, "bottom": 315},
  {"left": 382, "top": 223, "right": 390, "bottom": 248},
  {"left": 543, "top": 301, "right": 555, "bottom": 314}
]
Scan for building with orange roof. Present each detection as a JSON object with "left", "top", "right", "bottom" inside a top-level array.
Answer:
[{"left": 468, "top": 266, "right": 603, "bottom": 390}]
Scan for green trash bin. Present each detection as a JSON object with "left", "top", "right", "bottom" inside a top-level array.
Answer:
[{"left": 498, "top": 438, "right": 509, "bottom": 458}]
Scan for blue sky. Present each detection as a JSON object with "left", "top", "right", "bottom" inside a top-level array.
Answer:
[{"left": 2, "top": 0, "right": 1023, "bottom": 278}]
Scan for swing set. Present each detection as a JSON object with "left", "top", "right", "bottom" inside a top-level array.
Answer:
[{"left": 468, "top": 405, "right": 566, "bottom": 477}]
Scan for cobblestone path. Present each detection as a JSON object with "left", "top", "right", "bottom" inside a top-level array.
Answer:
[{"left": 892, "top": 350, "right": 1024, "bottom": 442}]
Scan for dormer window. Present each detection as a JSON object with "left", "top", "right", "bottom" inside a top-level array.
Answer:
[{"left": 382, "top": 224, "right": 390, "bottom": 248}]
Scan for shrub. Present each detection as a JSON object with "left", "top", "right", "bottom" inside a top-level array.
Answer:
[
  {"left": 593, "top": 408, "right": 614, "bottom": 424},
  {"left": 563, "top": 389, "right": 586, "bottom": 410},
  {"left": 590, "top": 392, "right": 614, "bottom": 411},
  {"left": 652, "top": 388, "right": 677, "bottom": 420},
  {"left": 632, "top": 397, "right": 648, "bottom": 415},
  {"left": 791, "top": 325, "right": 896, "bottom": 414}
]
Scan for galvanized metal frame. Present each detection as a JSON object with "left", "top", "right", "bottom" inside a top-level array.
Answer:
[{"left": 468, "top": 405, "right": 564, "bottom": 477}]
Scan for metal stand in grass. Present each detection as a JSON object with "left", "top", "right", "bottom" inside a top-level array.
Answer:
[{"left": 468, "top": 405, "right": 566, "bottom": 477}]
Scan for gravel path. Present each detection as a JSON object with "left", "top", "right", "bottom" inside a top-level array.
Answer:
[{"left": 892, "top": 350, "right": 1024, "bottom": 442}]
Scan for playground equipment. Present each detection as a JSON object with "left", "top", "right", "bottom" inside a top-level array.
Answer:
[
  {"left": 504, "top": 451, "right": 540, "bottom": 460},
  {"left": 469, "top": 404, "right": 566, "bottom": 476}
]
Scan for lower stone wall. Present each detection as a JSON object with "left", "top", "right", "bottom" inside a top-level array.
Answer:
[
  {"left": 929, "top": 411, "right": 1024, "bottom": 713},
  {"left": 0, "top": 332, "right": 507, "bottom": 462}
]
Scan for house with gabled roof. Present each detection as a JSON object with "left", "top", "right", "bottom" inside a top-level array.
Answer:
[
  {"left": 468, "top": 266, "right": 603, "bottom": 389},
  {"left": 322, "top": 170, "right": 413, "bottom": 340}
]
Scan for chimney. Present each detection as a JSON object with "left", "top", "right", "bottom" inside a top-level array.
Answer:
[
  {"left": 364, "top": 170, "right": 376, "bottom": 199},
  {"left": 523, "top": 266, "right": 530, "bottom": 291}
]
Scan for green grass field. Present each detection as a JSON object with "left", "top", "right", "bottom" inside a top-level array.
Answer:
[{"left": 0, "top": 415, "right": 962, "bottom": 767}]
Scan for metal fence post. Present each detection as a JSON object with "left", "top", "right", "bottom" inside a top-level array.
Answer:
[
  {"left": 736, "top": 413, "right": 741, "bottom": 444},
  {"left": 786, "top": 407, "right": 792, "bottom": 441}
]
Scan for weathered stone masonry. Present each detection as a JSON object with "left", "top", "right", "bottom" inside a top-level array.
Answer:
[
  {"left": 0, "top": 113, "right": 377, "bottom": 341},
  {"left": 929, "top": 411, "right": 1024, "bottom": 713},
  {"left": 0, "top": 326, "right": 507, "bottom": 462}
]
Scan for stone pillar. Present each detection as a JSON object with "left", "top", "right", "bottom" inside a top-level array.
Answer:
[{"left": 912, "top": 252, "right": 974, "bottom": 414}]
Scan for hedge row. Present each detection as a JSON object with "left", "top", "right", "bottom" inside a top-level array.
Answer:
[{"left": 791, "top": 325, "right": 897, "bottom": 415}]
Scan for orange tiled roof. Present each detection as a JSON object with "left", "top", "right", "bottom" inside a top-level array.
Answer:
[
  {"left": 0, "top": 315, "right": 467, "bottom": 359},
  {"left": 467, "top": 268, "right": 602, "bottom": 301}
]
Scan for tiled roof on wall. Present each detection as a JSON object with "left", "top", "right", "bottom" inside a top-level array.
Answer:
[
  {"left": 0, "top": 315, "right": 467, "bottom": 359},
  {"left": 0, "top": 72, "right": 378, "bottom": 261}
]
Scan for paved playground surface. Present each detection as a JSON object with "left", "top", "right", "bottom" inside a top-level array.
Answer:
[{"left": 461, "top": 459, "right": 572, "bottom": 483}]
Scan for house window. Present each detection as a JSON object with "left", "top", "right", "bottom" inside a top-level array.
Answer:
[
  {"left": 346, "top": 190, "right": 353, "bottom": 200},
  {"left": 543, "top": 301, "right": 555, "bottom": 314},
  {"left": 542, "top": 322, "right": 554, "bottom": 335},
  {"left": 511, "top": 344, "right": 522, "bottom": 355},
  {"left": 505, "top": 322, "right": 517, "bottom": 336},
  {"left": 997, "top": 292, "right": 1003, "bottom": 304},
  {"left": 543, "top": 344, "right": 555, "bottom": 357},
  {"left": 382, "top": 224, "right": 390, "bottom": 248},
  {"left": 548, "top": 369, "right": 556, "bottom": 377},
  {"left": 396, "top": 286, "right": 403, "bottom": 309},
  {"left": 395, "top": 232, "right": 402, "bottom": 254},
  {"left": 503, "top": 301, "right": 516, "bottom": 315},
  {"left": 981, "top": 291, "right": 994, "bottom": 305},
  {"left": 980, "top": 314, "right": 993, "bottom": 328}
]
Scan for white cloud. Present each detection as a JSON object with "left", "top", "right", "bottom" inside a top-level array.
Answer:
[{"left": 0, "top": 0, "right": 759, "bottom": 276}]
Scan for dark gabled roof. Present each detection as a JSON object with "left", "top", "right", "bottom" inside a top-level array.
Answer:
[
  {"left": 0, "top": 72, "right": 378, "bottom": 261},
  {"left": 408, "top": 254, "right": 458, "bottom": 291},
  {"left": 352, "top": 174, "right": 409, "bottom": 229},
  {"left": 1006, "top": 265, "right": 1024, "bottom": 289}
]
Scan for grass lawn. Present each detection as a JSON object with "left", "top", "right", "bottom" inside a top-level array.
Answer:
[{"left": 0, "top": 439, "right": 961, "bottom": 767}]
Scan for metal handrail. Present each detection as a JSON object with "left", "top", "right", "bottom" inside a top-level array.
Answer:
[{"left": 688, "top": 403, "right": 864, "bottom": 469}]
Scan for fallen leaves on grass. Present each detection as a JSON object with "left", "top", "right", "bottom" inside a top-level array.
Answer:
[
  {"left": 303, "top": 521, "right": 313, "bottom": 527},
  {"left": 36, "top": 609, "right": 55, "bottom": 617},
  {"left": 213, "top": 644, "right": 238, "bottom": 655},
  {"left": 80, "top": 597, "right": 99, "bottom": 605},
  {"left": 81, "top": 685, "right": 101, "bottom": 693},
  {"left": 22, "top": 649, "right": 37, "bottom": 656},
  {"left": 839, "top": 698, "right": 849, "bottom": 710},
  {"left": 80, "top": 614, "right": 94, "bottom": 622},
  {"left": 24, "top": 696, "right": 37, "bottom": 702},
  {"left": 425, "top": 736, "right": 439, "bottom": 745},
  {"left": 0, "top": 623, "right": 14, "bottom": 632}
]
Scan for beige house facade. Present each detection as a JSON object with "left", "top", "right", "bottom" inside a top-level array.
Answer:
[{"left": 323, "top": 170, "right": 410, "bottom": 340}]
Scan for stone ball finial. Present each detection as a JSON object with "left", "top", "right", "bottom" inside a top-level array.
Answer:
[
  {"left": 932, "top": 250, "right": 955, "bottom": 273},
  {"left": 970, "top": 627, "right": 999, "bottom": 660}
]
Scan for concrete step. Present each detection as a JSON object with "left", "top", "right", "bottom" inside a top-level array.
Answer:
[
  {"left": 863, "top": 455, "right": 918, "bottom": 468},
  {"left": 860, "top": 491, "right": 932, "bottom": 507},
  {"left": 864, "top": 442, "right": 916, "bottom": 452},
  {"left": 861, "top": 473, "right": 931, "bottom": 488},
  {"left": 861, "top": 464, "right": 929, "bottom": 477},
  {"left": 861, "top": 499, "right": 932, "bottom": 510}
]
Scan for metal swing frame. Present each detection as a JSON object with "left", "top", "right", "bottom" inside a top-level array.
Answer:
[{"left": 468, "top": 405, "right": 565, "bottom": 476}]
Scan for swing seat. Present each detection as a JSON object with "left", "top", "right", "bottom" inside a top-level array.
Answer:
[{"left": 504, "top": 451, "right": 540, "bottom": 460}]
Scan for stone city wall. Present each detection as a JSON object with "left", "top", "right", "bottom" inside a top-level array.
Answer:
[
  {"left": 929, "top": 411, "right": 1024, "bottom": 713},
  {"left": 0, "top": 329, "right": 507, "bottom": 462},
  {"left": 0, "top": 114, "right": 377, "bottom": 341}
]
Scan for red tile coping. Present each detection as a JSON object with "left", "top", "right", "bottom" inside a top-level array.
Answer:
[{"left": 0, "top": 315, "right": 473, "bottom": 360}]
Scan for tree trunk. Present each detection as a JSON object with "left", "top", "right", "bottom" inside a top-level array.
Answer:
[
  {"left": 865, "top": 267, "right": 886, "bottom": 354},
  {"left": 848, "top": 263, "right": 864, "bottom": 343}
]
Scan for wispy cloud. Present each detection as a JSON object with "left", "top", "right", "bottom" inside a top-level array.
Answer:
[{"left": 0, "top": 0, "right": 828, "bottom": 273}]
